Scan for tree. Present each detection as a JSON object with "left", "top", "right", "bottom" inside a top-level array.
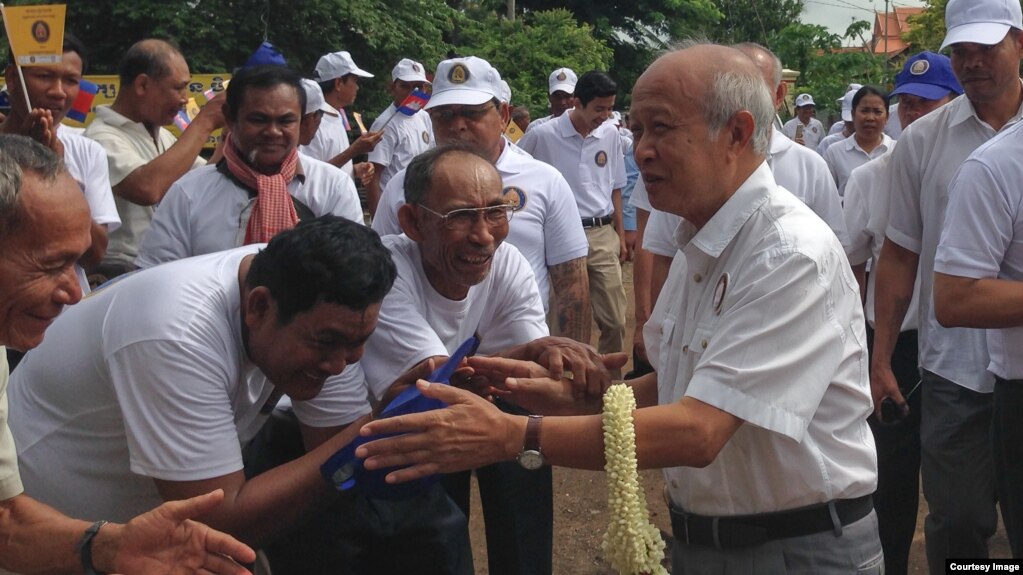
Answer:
[
  {"left": 901, "top": 0, "right": 948, "bottom": 52},
  {"left": 713, "top": 0, "right": 805, "bottom": 46}
]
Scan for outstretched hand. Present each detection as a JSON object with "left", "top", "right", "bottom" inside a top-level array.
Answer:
[
  {"left": 519, "top": 337, "right": 628, "bottom": 399},
  {"left": 113, "top": 489, "right": 256, "bottom": 575},
  {"left": 467, "top": 356, "right": 603, "bottom": 415},
  {"left": 356, "top": 381, "right": 516, "bottom": 484}
]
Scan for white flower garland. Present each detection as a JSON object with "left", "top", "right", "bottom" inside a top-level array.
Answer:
[{"left": 601, "top": 384, "right": 668, "bottom": 575}]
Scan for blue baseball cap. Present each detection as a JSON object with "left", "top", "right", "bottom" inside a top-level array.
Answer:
[
  {"left": 890, "top": 52, "right": 963, "bottom": 101},
  {"left": 244, "top": 41, "right": 287, "bottom": 68}
]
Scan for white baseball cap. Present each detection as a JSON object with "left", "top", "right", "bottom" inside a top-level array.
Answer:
[
  {"left": 300, "top": 78, "right": 334, "bottom": 116},
  {"left": 425, "top": 56, "right": 504, "bottom": 109},
  {"left": 548, "top": 67, "right": 577, "bottom": 94},
  {"left": 840, "top": 89, "right": 858, "bottom": 122},
  {"left": 315, "top": 51, "right": 374, "bottom": 81},
  {"left": 794, "top": 93, "right": 815, "bottom": 108},
  {"left": 391, "top": 58, "right": 429, "bottom": 83},
  {"left": 498, "top": 80, "right": 512, "bottom": 104},
  {"left": 941, "top": 0, "right": 1023, "bottom": 50}
]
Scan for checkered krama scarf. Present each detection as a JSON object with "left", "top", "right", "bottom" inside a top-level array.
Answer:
[{"left": 223, "top": 138, "right": 300, "bottom": 244}]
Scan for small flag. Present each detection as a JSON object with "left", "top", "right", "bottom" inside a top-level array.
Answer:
[
  {"left": 338, "top": 107, "right": 352, "bottom": 131},
  {"left": 185, "top": 97, "right": 201, "bottom": 120},
  {"left": 203, "top": 79, "right": 228, "bottom": 102},
  {"left": 203, "top": 87, "right": 217, "bottom": 101},
  {"left": 396, "top": 89, "right": 429, "bottom": 116},
  {"left": 65, "top": 78, "right": 97, "bottom": 123},
  {"left": 173, "top": 109, "right": 191, "bottom": 131},
  {"left": 504, "top": 119, "right": 524, "bottom": 143},
  {"left": 1, "top": 4, "right": 67, "bottom": 67},
  {"left": 353, "top": 112, "right": 367, "bottom": 134}
]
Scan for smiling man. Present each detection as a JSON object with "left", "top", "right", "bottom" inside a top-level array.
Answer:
[
  {"left": 136, "top": 65, "right": 362, "bottom": 268},
  {"left": 84, "top": 39, "right": 225, "bottom": 280},
  {"left": 8, "top": 216, "right": 396, "bottom": 550}
]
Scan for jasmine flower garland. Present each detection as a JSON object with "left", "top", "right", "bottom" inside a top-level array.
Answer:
[{"left": 601, "top": 384, "right": 667, "bottom": 575}]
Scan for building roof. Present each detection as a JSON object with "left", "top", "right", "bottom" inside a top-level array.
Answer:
[{"left": 870, "top": 6, "right": 925, "bottom": 57}]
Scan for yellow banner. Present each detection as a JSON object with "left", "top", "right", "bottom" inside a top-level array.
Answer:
[
  {"left": 1, "top": 4, "right": 66, "bottom": 66},
  {"left": 64, "top": 73, "right": 231, "bottom": 147},
  {"left": 504, "top": 119, "right": 524, "bottom": 143}
]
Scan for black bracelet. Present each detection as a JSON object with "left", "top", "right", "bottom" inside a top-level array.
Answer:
[{"left": 76, "top": 520, "right": 109, "bottom": 575}]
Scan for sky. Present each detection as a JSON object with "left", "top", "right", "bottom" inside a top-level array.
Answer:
[{"left": 801, "top": 0, "right": 927, "bottom": 38}]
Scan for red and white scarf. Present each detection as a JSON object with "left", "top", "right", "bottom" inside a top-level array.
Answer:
[{"left": 223, "top": 139, "right": 300, "bottom": 244}]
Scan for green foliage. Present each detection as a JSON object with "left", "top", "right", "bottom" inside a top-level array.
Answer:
[
  {"left": 770, "top": 21, "right": 886, "bottom": 122},
  {"left": 713, "top": 0, "right": 804, "bottom": 46},
  {"left": 454, "top": 9, "right": 613, "bottom": 120}
]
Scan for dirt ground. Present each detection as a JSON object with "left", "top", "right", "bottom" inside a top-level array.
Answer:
[{"left": 466, "top": 261, "right": 1009, "bottom": 574}]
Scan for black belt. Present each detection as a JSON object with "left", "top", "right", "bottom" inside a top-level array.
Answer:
[
  {"left": 670, "top": 494, "right": 873, "bottom": 549},
  {"left": 581, "top": 214, "right": 613, "bottom": 228}
]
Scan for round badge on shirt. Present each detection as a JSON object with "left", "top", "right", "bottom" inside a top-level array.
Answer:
[
  {"left": 595, "top": 150, "right": 607, "bottom": 167},
  {"left": 421, "top": 131, "right": 430, "bottom": 144},
  {"left": 502, "top": 186, "right": 527, "bottom": 211}
]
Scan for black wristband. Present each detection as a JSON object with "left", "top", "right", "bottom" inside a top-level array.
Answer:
[{"left": 76, "top": 520, "right": 109, "bottom": 575}]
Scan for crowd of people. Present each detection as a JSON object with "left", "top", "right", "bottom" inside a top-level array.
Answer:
[{"left": 0, "top": 0, "right": 1021, "bottom": 573}]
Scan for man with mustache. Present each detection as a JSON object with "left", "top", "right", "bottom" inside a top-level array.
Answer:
[
  {"left": 871, "top": 0, "right": 1023, "bottom": 570},
  {"left": 135, "top": 65, "right": 362, "bottom": 268}
]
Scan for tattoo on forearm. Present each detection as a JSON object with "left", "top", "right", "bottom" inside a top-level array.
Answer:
[{"left": 550, "top": 257, "right": 591, "bottom": 343}]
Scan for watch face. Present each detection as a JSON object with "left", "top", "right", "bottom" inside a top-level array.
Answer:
[{"left": 517, "top": 450, "right": 545, "bottom": 470}]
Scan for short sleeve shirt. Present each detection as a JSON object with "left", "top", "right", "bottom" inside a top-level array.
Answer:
[
  {"left": 782, "top": 117, "right": 825, "bottom": 151},
  {"left": 368, "top": 105, "right": 434, "bottom": 189},
  {"left": 300, "top": 105, "right": 354, "bottom": 177},
  {"left": 646, "top": 163, "right": 876, "bottom": 515},
  {"left": 936, "top": 122, "right": 1023, "bottom": 380},
  {"left": 822, "top": 133, "right": 893, "bottom": 197},
  {"left": 371, "top": 141, "right": 587, "bottom": 305},
  {"left": 136, "top": 155, "right": 362, "bottom": 268},
  {"left": 517, "top": 112, "right": 626, "bottom": 218},
  {"left": 886, "top": 93, "right": 1023, "bottom": 392},
  {"left": 84, "top": 105, "right": 205, "bottom": 266}
]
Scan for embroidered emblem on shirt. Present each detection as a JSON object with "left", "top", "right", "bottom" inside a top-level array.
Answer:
[
  {"left": 449, "top": 64, "right": 469, "bottom": 84},
  {"left": 713, "top": 273, "right": 729, "bottom": 315},
  {"left": 501, "top": 186, "right": 527, "bottom": 211},
  {"left": 910, "top": 60, "right": 930, "bottom": 75},
  {"left": 595, "top": 150, "right": 608, "bottom": 167},
  {"left": 422, "top": 131, "right": 430, "bottom": 144}
]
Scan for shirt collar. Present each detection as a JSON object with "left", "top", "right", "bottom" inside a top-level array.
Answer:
[
  {"left": 949, "top": 82, "right": 1023, "bottom": 129},
  {"left": 675, "top": 161, "right": 774, "bottom": 258}
]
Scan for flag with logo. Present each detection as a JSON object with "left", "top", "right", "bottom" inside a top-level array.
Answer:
[
  {"left": 65, "top": 78, "right": 98, "bottom": 123},
  {"left": 396, "top": 89, "right": 429, "bottom": 116},
  {"left": 1, "top": 4, "right": 66, "bottom": 66}
]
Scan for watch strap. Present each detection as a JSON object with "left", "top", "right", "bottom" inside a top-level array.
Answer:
[
  {"left": 524, "top": 414, "right": 542, "bottom": 452},
  {"left": 77, "top": 520, "right": 110, "bottom": 575}
]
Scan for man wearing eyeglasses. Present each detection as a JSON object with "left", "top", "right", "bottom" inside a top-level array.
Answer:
[
  {"left": 372, "top": 56, "right": 591, "bottom": 346},
  {"left": 365, "top": 58, "right": 434, "bottom": 216},
  {"left": 324, "top": 142, "right": 620, "bottom": 574}
]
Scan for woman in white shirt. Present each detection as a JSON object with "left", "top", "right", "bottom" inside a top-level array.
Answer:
[{"left": 823, "top": 86, "right": 894, "bottom": 197}]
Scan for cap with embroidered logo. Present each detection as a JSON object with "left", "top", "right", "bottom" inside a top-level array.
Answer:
[
  {"left": 794, "top": 93, "right": 815, "bottom": 108},
  {"left": 548, "top": 67, "right": 577, "bottom": 95},
  {"left": 941, "top": 0, "right": 1023, "bottom": 50},
  {"left": 425, "top": 56, "right": 504, "bottom": 110},
  {"left": 300, "top": 78, "right": 335, "bottom": 116},
  {"left": 392, "top": 58, "right": 429, "bottom": 83},
  {"left": 891, "top": 51, "right": 963, "bottom": 101},
  {"left": 315, "top": 51, "right": 374, "bottom": 81}
]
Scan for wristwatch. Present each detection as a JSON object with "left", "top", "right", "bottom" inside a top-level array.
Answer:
[{"left": 516, "top": 415, "right": 546, "bottom": 470}]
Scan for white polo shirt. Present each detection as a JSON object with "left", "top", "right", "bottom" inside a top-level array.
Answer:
[
  {"left": 781, "top": 116, "right": 825, "bottom": 151},
  {"left": 371, "top": 141, "right": 588, "bottom": 307},
  {"left": 0, "top": 351, "right": 23, "bottom": 501},
  {"left": 936, "top": 122, "right": 1023, "bottom": 380},
  {"left": 525, "top": 114, "right": 553, "bottom": 132},
  {"left": 84, "top": 105, "right": 206, "bottom": 267},
  {"left": 353, "top": 235, "right": 548, "bottom": 399},
  {"left": 843, "top": 149, "right": 919, "bottom": 330},
  {"left": 643, "top": 130, "right": 850, "bottom": 256},
  {"left": 58, "top": 129, "right": 122, "bottom": 290},
  {"left": 300, "top": 104, "right": 354, "bottom": 177},
  {"left": 887, "top": 93, "right": 1023, "bottom": 393},
  {"left": 368, "top": 104, "right": 434, "bottom": 189},
  {"left": 645, "top": 162, "right": 876, "bottom": 515},
  {"left": 822, "top": 133, "right": 894, "bottom": 197},
  {"left": 517, "top": 112, "right": 626, "bottom": 218},
  {"left": 135, "top": 154, "right": 362, "bottom": 268}
]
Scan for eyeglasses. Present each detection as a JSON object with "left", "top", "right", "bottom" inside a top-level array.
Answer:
[
  {"left": 416, "top": 203, "right": 515, "bottom": 231},
  {"left": 428, "top": 103, "right": 497, "bottom": 124}
]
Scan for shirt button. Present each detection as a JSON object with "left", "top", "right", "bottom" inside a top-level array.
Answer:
[
  {"left": 693, "top": 273, "right": 703, "bottom": 283},
  {"left": 671, "top": 480, "right": 679, "bottom": 489},
  {"left": 701, "top": 340, "right": 708, "bottom": 349},
  {"left": 682, "top": 345, "right": 689, "bottom": 353}
]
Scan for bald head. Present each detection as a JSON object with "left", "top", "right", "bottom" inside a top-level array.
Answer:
[
  {"left": 733, "top": 42, "right": 785, "bottom": 110},
  {"left": 119, "top": 38, "right": 185, "bottom": 85}
]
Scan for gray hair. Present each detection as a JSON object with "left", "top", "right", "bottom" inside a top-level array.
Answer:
[
  {"left": 733, "top": 42, "right": 783, "bottom": 89},
  {"left": 0, "top": 134, "right": 66, "bottom": 237},
  {"left": 403, "top": 142, "right": 493, "bottom": 206}
]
